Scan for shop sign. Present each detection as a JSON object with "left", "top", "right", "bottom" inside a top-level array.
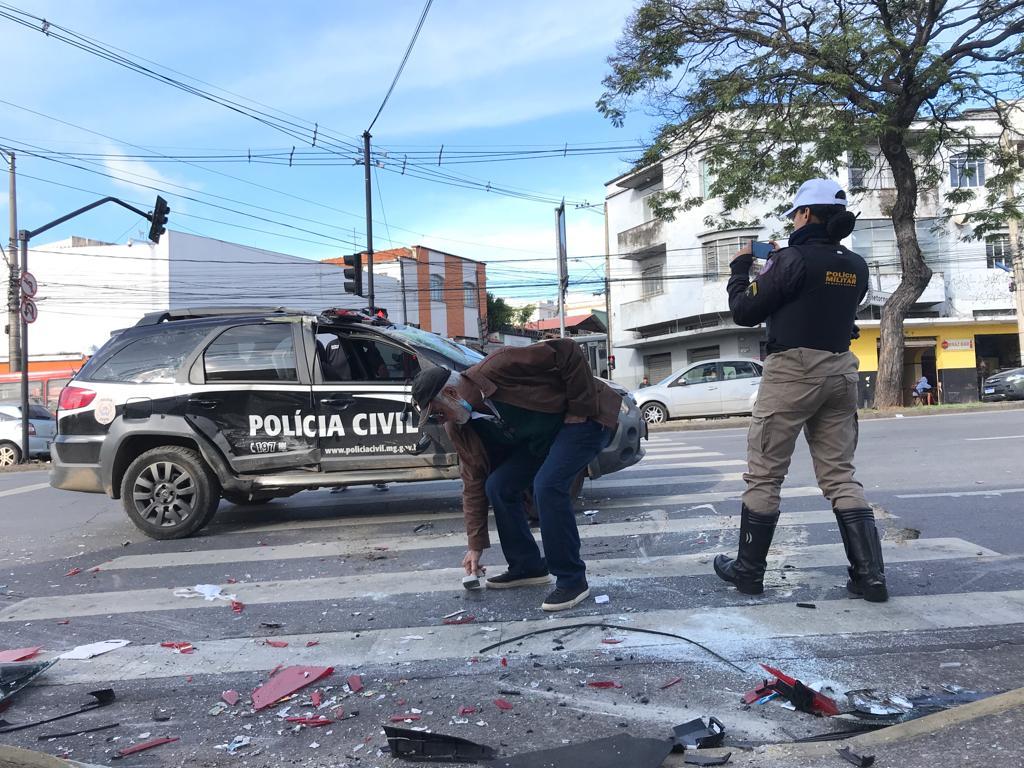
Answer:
[{"left": 941, "top": 338, "right": 973, "bottom": 351}]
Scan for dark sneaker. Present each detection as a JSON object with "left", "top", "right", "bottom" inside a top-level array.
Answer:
[
  {"left": 485, "top": 569, "right": 552, "bottom": 589},
  {"left": 541, "top": 582, "right": 591, "bottom": 612}
]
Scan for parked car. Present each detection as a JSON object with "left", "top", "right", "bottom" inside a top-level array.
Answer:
[
  {"left": 633, "top": 358, "right": 764, "bottom": 424},
  {"left": 981, "top": 366, "right": 1024, "bottom": 402},
  {"left": 51, "top": 307, "right": 646, "bottom": 539},
  {"left": 0, "top": 401, "right": 56, "bottom": 465}
]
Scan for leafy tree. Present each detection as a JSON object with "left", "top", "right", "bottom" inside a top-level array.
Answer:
[
  {"left": 486, "top": 292, "right": 517, "bottom": 331},
  {"left": 599, "top": 0, "right": 1024, "bottom": 406},
  {"left": 514, "top": 304, "right": 537, "bottom": 326}
]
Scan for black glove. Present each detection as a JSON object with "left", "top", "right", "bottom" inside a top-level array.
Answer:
[
  {"left": 729, "top": 252, "right": 754, "bottom": 275},
  {"left": 851, "top": 323, "right": 861, "bottom": 340}
]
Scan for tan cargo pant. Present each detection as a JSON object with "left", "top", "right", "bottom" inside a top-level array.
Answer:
[{"left": 743, "top": 348, "right": 868, "bottom": 514}]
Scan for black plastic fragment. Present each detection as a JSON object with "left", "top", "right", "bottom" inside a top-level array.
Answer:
[
  {"left": 796, "top": 602, "right": 817, "bottom": 609},
  {"left": 384, "top": 725, "right": 496, "bottom": 763},
  {"left": 837, "top": 746, "right": 876, "bottom": 767},
  {"left": 0, "top": 688, "right": 115, "bottom": 734},
  {"left": 495, "top": 734, "right": 673, "bottom": 768},
  {"left": 673, "top": 717, "right": 726, "bottom": 751},
  {"left": 684, "top": 751, "right": 732, "bottom": 765},
  {"left": 37, "top": 722, "right": 119, "bottom": 740}
]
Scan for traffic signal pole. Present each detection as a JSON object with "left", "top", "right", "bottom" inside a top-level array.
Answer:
[
  {"left": 6, "top": 151, "right": 20, "bottom": 373},
  {"left": 17, "top": 194, "right": 167, "bottom": 462},
  {"left": 363, "top": 131, "right": 375, "bottom": 310}
]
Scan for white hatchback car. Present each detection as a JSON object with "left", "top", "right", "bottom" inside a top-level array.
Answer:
[
  {"left": 633, "top": 358, "right": 764, "bottom": 424},
  {"left": 0, "top": 401, "right": 57, "bottom": 465}
]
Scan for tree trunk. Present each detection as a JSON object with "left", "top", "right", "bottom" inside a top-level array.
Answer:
[{"left": 875, "top": 130, "right": 933, "bottom": 408}]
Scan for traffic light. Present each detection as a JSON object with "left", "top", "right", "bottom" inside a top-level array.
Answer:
[
  {"left": 343, "top": 253, "right": 363, "bottom": 296},
  {"left": 148, "top": 195, "right": 170, "bottom": 243}
]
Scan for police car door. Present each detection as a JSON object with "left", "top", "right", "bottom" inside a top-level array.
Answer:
[
  {"left": 313, "top": 325, "right": 423, "bottom": 471},
  {"left": 185, "top": 320, "right": 317, "bottom": 472}
]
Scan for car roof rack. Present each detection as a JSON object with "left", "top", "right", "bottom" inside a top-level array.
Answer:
[
  {"left": 134, "top": 307, "right": 304, "bottom": 326},
  {"left": 320, "top": 307, "right": 393, "bottom": 326}
]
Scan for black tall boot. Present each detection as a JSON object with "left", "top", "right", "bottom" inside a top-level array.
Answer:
[
  {"left": 713, "top": 506, "right": 778, "bottom": 595},
  {"left": 835, "top": 508, "right": 888, "bottom": 603}
]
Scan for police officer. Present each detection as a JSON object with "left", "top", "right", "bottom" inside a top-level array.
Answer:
[
  {"left": 411, "top": 338, "right": 621, "bottom": 612},
  {"left": 714, "top": 179, "right": 888, "bottom": 603}
]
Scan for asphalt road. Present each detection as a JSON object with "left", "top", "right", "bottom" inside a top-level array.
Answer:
[{"left": 0, "top": 408, "right": 1022, "bottom": 766}]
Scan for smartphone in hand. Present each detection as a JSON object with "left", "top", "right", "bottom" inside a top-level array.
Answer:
[{"left": 751, "top": 241, "right": 775, "bottom": 260}]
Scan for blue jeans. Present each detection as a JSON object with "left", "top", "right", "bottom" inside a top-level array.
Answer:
[{"left": 484, "top": 420, "right": 612, "bottom": 589}]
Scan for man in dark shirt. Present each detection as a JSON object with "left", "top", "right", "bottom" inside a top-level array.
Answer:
[
  {"left": 713, "top": 178, "right": 888, "bottom": 603},
  {"left": 411, "top": 339, "right": 621, "bottom": 612}
]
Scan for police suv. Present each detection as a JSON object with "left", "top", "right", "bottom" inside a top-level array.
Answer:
[{"left": 51, "top": 307, "right": 645, "bottom": 539}]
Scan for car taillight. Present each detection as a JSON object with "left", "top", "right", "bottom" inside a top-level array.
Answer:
[
  {"left": 58, "top": 386, "right": 96, "bottom": 411},
  {"left": 28, "top": 422, "right": 36, "bottom": 435}
]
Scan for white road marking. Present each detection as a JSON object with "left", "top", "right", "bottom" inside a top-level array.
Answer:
[
  {"left": 0, "top": 482, "right": 51, "bottom": 499},
  {"left": 896, "top": 487, "right": 1024, "bottom": 499},
  {"left": 34, "top": 586, "right": 1024, "bottom": 685},
  {"left": 592, "top": 485, "right": 823, "bottom": 510},
  {"left": 95, "top": 508, "right": 839, "bottom": 571},
  {"left": 634, "top": 451, "right": 724, "bottom": 460},
  {"left": 623, "top": 460, "right": 746, "bottom": 471},
  {"left": 965, "top": 435, "right": 1024, "bottom": 441},
  {"left": 2, "top": 539, "right": 997, "bottom": 623},
  {"left": 588, "top": 472, "right": 744, "bottom": 490}
]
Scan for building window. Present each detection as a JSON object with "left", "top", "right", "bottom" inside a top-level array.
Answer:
[
  {"left": 848, "top": 158, "right": 895, "bottom": 190},
  {"left": 641, "top": 264, "right": 664, "bottom": 298},
  {"left": 698, "top": 159, "right": 712, "bottom": 199},
  {"left": 950, "top": 154, "right": 985, "bottom": 188},
  {"left": 702, "top": 236, "right": 744, "bottom": 279},
  {"left": 986, "top": 234, "right": 1011, "bottom": 270},
  {"left": 430, "top": 274, "right": 444, "bottom": 302},
  {"left": 463, "top": 282, "right": 477, "bottom": 307},
  {"left": 688, "top": 345, "right": 720, "bottom": 363},
  {"left": 848, "top": 165, "right": 867, "bottom": 189},
  {"left": 643, "top": 352, "right": 673, "bottom": 385},
  {"left": 640, "top": 191, "right": 659, "bottom": 221}
]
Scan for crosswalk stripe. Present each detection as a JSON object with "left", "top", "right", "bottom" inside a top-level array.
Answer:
[
  {"left": 622, "top": 460, "right": 746, "bottom": 471},
  {"left": 0, "top": 482, "right": 51, "bottom": 499},
  {"left": 93, "top": 508, "right": 841, "bottom": 571},
  {"left": 588, "top": 472, "right": 744, "bottom": 490},
  {"left": 36, "top": 585, "right": 1024, "bottom": 686},
  {"left": 634, "top": 451, "right": 724, "bottom": 460},
  {"left": 594, "top": 485, "right": 823, "bottom": 509},
  {"left": 2, "top": 538, "right": 995, "bottom": 624},
  {"left": 643, "top": 444, "right": 705, "bottom": 452}
]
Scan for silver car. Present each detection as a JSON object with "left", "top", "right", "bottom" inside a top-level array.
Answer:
[
  {"left": 0, "top": 401, "right": 56, "bottom": 465},
  {"left": 633, "top": 358, "right": 764, "bottom": 424}
]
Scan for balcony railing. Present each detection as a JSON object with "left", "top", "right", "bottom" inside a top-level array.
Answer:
[{"left": 617, "top": 220, "right": 664, "bottom": 260}]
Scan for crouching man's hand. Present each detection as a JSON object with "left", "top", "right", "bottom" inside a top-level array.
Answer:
[{"left": 463, "top": 549, "right": 485, "bottom": 576}]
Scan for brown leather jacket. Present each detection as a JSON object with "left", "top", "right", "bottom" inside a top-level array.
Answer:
[{"left": 443, "top": 338, "right": 622, "bottom": 550}]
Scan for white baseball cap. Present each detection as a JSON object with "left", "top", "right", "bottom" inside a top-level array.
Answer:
[{"left": 783, "top": 179, "right": 848, "bottom": 218}]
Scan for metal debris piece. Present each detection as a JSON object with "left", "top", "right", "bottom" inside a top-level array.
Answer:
[
  {"left": 760, "top": 665, "right": 840, "bottom": 717},
  {"left": 684, "top": 752, "right": 732, "bottom": 766},
  {"left": 112, "top": 736, "right": 178, "bottom": 758},
  {"left": 384, "top": 725, "right": 496, "bottom": 763},
  {"left": 0, "top": 661, "right": 58, "bottom": 708},
  {"left": 495, "top": 734, "right": 671, "bottom": 768},
  {"left": 846, "top": 689, "right": 914, "bottom": 719},
  {"left": 837, "top": 746, "right": 875, "bottom": 767},
  {"left": 36, "top": 722, "right": 119, "bottom": 740},
  {"left": 672, "top": 717, "right": 725, "bottom": 750},
  {"left": 252, "top": 666, "right": 334, "bottom": 710}
]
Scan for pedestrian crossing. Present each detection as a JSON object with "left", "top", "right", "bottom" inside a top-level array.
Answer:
[{"left": 1, "top": 428, "right": 1020, "bottom": 764}]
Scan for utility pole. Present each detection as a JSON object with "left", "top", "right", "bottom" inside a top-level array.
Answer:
[
  {"left": 363, "top": 131, "right": 375, "bottom": 310},
  {"left": 603, "top": 201, "right": 613, "bottom": 380},
  {"left": 1010, "top": 216, "right": 1024, "bottom": 365},
  {"left": 6, "top": 151, "right": 19, "bottom": 372},
  {"left": 555, "top": 203, "right": 567, "bottom": 338}
]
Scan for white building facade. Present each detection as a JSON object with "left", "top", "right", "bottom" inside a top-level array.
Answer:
[{"left": 606, "top": 107, "right": 1021, "bottom": 404}]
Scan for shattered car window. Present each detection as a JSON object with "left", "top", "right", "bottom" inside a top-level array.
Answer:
[{"left": 80, "top": 329, "right": 208, "bottom": 384}]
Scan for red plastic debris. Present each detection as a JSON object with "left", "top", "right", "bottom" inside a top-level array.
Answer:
[
  {"left": 263, "top": 639, "right": 289, "bottom": 648},
  {"left": 252, "top": 666, "right": 334, "bottom": 711},
  {"left": 311, "top": 690, "right": 323, "bottom": 707},
  {"left": 0, "top": 647, "right": 42, "bottom": 662},
  {"left": 90, "top": 567, "right": 101, "bottom": 573},
  {"left": 222, "top": 690, "right": 240, "bottom": 706},
  {"left": 185, "top": 676, "right": 193, "bottom": 683},
  {"left": 226, "top": 577, "right": 238, "bottom": 584},
  {"left": 231, "top": 600, "right": 245, "bottom": 614},
  {"left": 160, "top": 642, "right": 194, "bottom": 654},
  {"left": 443, "top": 615, "right": 476, "bottom": 625},
  {"left": 347, "top": 674, "right": 364, "bottom": 693},
  {"left": 391, "top": 713, "right": 421, "bottom": 722},
  {"left": 286, "top": 716, "right": 333, "bottom": 726},
  {"left": 742, "top": 678, "right": 777, "bottom": 705},
  {"left": 494, "top": 698, "right": 514, "bottom": 711},
  {"left": 760, "top": 664, "right": 840, "bottom": 717},
  {"left": 306, "top": 640, "right": 320, "bottom": 647},
  {"left": 660, "top": 676, "right": 683, "bottom": 690},
  {"left": 500, "top": 657, "right": 508, "bottom": 668},
  {"left": 64, "top": 567, "right": 82, "bottom": 577},
  {"left": 458, "top": 706, "right": 477, "bottom": 716},
  {"left": 601, "top": 638, "right": 624, "bottom": 645},
  {"left": 587, "top": 681, "right": 623, "bottom": 689},
  {"left": 56, "top": 619, "right": 70, "bottom": 625},
  {"left": 114, "top": 737, "right": 178, "bottom": 758}
]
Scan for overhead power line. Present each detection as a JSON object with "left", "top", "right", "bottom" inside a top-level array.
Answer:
[{"left": 367, "top": 0, "right": 434, "bottom": 133}]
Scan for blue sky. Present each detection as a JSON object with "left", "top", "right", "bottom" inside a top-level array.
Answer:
[{"left": 0, "top": 0, "right": 653, "bottom": 302}]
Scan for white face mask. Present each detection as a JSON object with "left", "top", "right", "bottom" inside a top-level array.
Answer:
[{"left": 436, "top": 391, "right": 472, "bottom": 425}]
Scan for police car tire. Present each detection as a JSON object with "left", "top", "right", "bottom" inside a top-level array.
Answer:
[
  {"left": 120, "top": 446, "right": 221, "bottom": 540},
  {"left": 222, "top": 491, "right": 274, "bottom": 506}
]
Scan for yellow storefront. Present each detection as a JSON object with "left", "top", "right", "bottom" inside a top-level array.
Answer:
[{"left": 849, "top": 319, "right": 1020, "bottom": 405}]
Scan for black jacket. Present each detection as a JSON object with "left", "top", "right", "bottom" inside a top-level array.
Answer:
[{"left": 727, "top": 236, "right": 869, "bottom": 355}]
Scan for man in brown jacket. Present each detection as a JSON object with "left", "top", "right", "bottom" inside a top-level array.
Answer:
[{"left": 411, "top": 338, "right": 622, "bottom": 611}]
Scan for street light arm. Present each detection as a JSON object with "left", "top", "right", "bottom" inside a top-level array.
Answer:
[{"left": 25, "top": 196, "right": 155, "bottom": 241}]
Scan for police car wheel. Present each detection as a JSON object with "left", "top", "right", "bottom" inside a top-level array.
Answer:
[
  {"left": 222, "top": 491, "right": 273, "bottom": 506},
  {"left": 120, "top": 446, "right": 220, "bottom": 540},
  {"left": 0, "top": 441, "right": 21, "bottom": 467},
  {"left": 642, "top": 402, "right": 668, "bottom": 425}
]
